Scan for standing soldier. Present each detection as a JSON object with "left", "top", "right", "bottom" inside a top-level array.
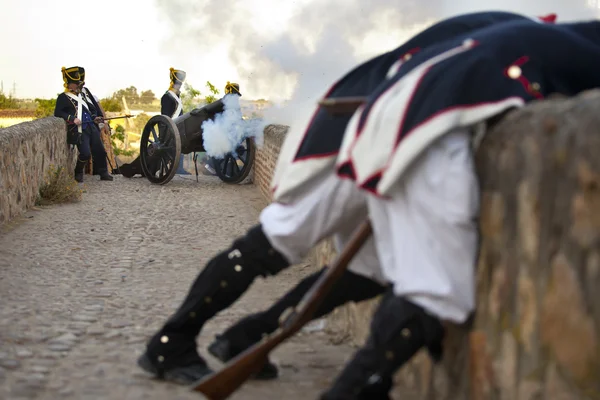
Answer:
[
  {"left": 162, "top": 67, "right": 190, "bottom": 175},
  {"left": 53, "top": 66, "right": 112, "bottom": 183},
  {"left": 78, "top": 67, "right": 115, "bottom": 180}
]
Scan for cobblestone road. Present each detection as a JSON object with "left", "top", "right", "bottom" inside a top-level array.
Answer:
[{"left": 0, "top": 175, "right": 357, "bottom": 400}]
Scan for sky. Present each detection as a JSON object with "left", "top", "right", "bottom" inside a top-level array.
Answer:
[{"left": 0, "top": 0, "right": 598, "bottom": 104}]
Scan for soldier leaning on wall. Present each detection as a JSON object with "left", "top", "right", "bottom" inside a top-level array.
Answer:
[{"left": 54, "top": 66, "right": 113, "bottom": 183}]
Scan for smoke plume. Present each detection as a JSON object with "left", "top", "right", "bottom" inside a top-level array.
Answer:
[
  {"left": 201, "top": 95, "right": 267, "bottom": 158},
  {"left": 156, "top": 0, "right": 598, "bottom": 149}
]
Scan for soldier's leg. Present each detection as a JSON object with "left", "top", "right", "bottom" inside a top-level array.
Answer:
[
  {"left": 89, "top": 126, "right": 113, "bottom": 181},
  {"left": 138, "top": 173, "right": 372, "bottom": 384},
  {"left": 138, "top": 224, "right": 290, "bottom": 384},
  {"left": 207, "top": 174, "right": 386, "bottom": 378},
  {"left": 74, "top": 130, "right": 92, "bottom": 183},
  {"left": 176, "top": 154, "right": 190, "bottom": 174},
  {"left": 207, "top": 267, "right": 387, "bottom": 379},
  {"left": 321, "top": 292, "right": 445, "bottom": 400},
  {"left": 320, "top": 128, "right": 480, "bottom": 399}
]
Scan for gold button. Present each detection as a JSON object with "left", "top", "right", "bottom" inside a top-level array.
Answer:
[
  {"left": 385, "top": 351, "right": 394, "bottom": 360},
  {"left": 157, "top": 355, "right": 165, "bottom": 362},
  {"left": 529, "top": 82, "right": 540, "bottom": 91},
  {"left": 189, "top": 312, "right": 196, "bottom": 318},
  {"left": 403, "top": 53, "right": 412, "bottom": 61},
  {"left": 160, "top": 335, "right": 169, "bottom": 343},
  {"left": 234, "top": 265, "right": 243, "bottom": 272},
  {"left": 507, "top": 65, "right": 522, "bottom": 79},
  {"left": 204, "top": 297, "right": 212, "bottom": 303},
  {"left": 401, "top": 328, "right": 411, "bottom": 338},
  {"left": 463, "top": 38, "right": 475, "bottom": 47},
  {"left": 228, "top": 249, "right": 242, "bottom": 259},
  {"left": 220, "top": 280, "right": 228, "bottom": 288}
]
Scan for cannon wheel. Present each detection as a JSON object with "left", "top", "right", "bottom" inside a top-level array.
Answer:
[
  {"left": 215, "top": 138, "right": 256, "bottom": 184},
  {"left": 140, "top": 115, "right": 181, "bottom": 185}
]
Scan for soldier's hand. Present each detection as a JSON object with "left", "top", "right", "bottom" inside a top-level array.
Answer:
[
  {"left": 73, "top": 118, "right": 82, "bottom": 125},
  {"left": 94, "top": 117, "right": 103, "bottom": 123}
]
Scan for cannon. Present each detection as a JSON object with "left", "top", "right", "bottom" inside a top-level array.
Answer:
[{"left": 132, "top": 98, "right": 255, "bottom": 185}]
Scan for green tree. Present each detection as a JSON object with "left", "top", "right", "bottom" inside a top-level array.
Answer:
[
  {"left": 100, "top": 97, "right": 123, "bottom": 112},
  {"left": 34, "top": 97, "right": 57, "bottom": 117},
  {"left": 113, "top": 86, "right": 139, "bottom": 104},
  {"left": 180, "top": 83, "right": 202, "bottom": 112},
  {"left": 110, "top": 124, "right": 135, "bottom": 157},
  {"left": 139, "top": 90, "right": 156, "bottom": 105},
  {"left": 179, "top": 81, "right": 221, "bottom": 112},
  {"left": 204, "top": 81, "right": 220, "bottom": 104},
  {"left": 0, "top": 92, "right": 19, "bottom": 109}
]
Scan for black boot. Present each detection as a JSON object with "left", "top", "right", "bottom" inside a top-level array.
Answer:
[
  {"left": 119, "top": 156, "right": 144, "bottom": 178},
  {"left": 208, "top": 268, "right": 386, "bottom": 380},
  {"left": 207, "top": 314, "right": 279, "bottom": 380},
  {"left": 138, "top": 224, "right": 290, "bottom": 385},
  {"left": 320, "top": 293, "right": 445, "bottom": 400},
  {"left": 98, "top": 169, "right": 114, "bottom": 181},
  {"left": 74, "top": 158, "right": 87, "bottom": 183}
]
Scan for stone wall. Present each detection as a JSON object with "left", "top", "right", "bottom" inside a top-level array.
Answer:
[
  {"left": 0, "top": 117, "right": 75, "bottom": 225},
  {"left": 254, "top": 124, "right": 288, "bottom": 202},
  {"left": 252, "top": 91, "right": 600, "bottom": 399}
]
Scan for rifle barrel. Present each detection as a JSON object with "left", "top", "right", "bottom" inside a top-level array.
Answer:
[{"left": 104, "top": 115, "right": 134, "bottom": 121}]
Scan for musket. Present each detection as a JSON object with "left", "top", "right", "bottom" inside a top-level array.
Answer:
[
  {"left": 318, "top": 96, "right": 367, "bottom": 115},
  {"left": 103, "top": 114, "right": 134, "bottom": 121},
  {"left": 191, "top": 220, "right": 373, "bottom": 399}
]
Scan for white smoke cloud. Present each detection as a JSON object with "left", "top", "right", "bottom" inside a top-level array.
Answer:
[
  {"left": 201, "top": 95, "right": 267, "bottom": 158},
  {"left": 156, "top": 0, "right": 599, "bottom": 144}
]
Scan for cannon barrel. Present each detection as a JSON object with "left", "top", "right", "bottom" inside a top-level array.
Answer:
[{"left": 172, "top": 99, "right": 226, "bottom": 154}]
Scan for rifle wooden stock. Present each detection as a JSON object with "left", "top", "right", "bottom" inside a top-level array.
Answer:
[
  {"left": 318, "top": 96, "right": 367, "bottom": 115},
  {"left": 191, "top": 220, "right": 373, "bottom": 399}
]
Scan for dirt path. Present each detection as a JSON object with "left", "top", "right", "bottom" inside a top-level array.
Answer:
[{"left": 0, "top": 175, "right": 357, "bottom": 400}]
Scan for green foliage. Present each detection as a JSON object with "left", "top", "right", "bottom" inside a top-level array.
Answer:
[
  {"left": 110, "top": 124, "right": 135, "bottom": 157},
  {"left": 113, "top": 86, "right": 139, "bottom": 104},
  {"left": 36, "top": 165, "right": 83, "bottom": 206},
  {"left": 139, "top": 90, "right": 156, "bottom": 105},
  {"left": 204, "top": 81, "right": 220, "bottom": 104},
  {"left": 100, "top": 97, "right": 123, "bottom": 112},
  {"left": 181, "top": 83, "right": 202, "bottom": 112},
  {"left": 34, "top": 97, "right": 57, "bottom": 118},
  {"left": 131, "top": 113, "right": 151, "bottom": 133},
  {"left": 0, "top": 92, "right": 18, "bottom": 109},
  {"left": 180, "top": 81, "right": 220, "bottom": 111}
]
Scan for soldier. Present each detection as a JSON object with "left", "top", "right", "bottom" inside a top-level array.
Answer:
[
  {"left": 78, "top": 67, "right": 114, "bottom": 181},
  {"left": 162, "top": 67, "right": 191, "bottom": 175},
  {"left": 318, "top": 16, "right": 600, "bottom": 398},
  {"left": 54, "top": 66, "right": 112, "bottom": 183},
  {"left": 136, "top": 11, "right": 569, "bottom": 398}
]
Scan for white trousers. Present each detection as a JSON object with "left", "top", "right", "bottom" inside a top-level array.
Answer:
[
  {"left": 260, "top": 128, "right": 479, "bottom": 323},
  {"left": 368, "top": 129, "right": 479, "bottom": 323},
  {"left": 260, "top": 172, "right": 385, "bottom": 284}
]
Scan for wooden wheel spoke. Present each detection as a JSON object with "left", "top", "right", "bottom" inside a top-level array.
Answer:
[
  {"left": 232, "top": 156, "right": 241, "bottom": 175},
  {"left": 151, "top": 126, "right": 159, "bottom": 142}
]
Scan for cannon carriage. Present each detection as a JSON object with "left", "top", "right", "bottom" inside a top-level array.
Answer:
[{"left": 137, "top": 99, "right": 256, "bottom": 185}]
